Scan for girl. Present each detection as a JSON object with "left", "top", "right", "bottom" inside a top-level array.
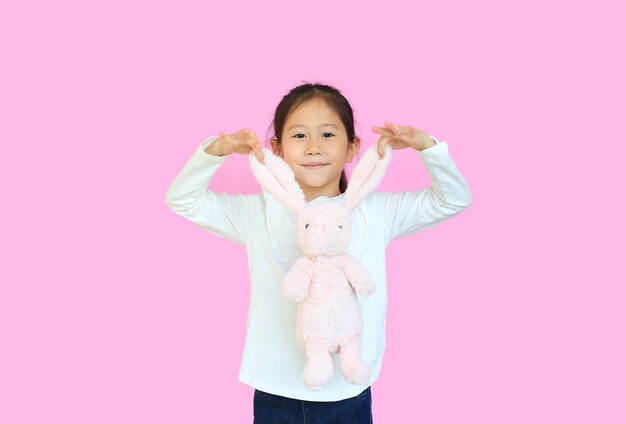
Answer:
[{"left": 165, "top": 82, "right": 472, "bottom": 423}]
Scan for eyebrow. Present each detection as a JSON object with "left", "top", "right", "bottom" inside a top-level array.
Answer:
[{"left": 287, "top": 123, "right": 339, "bottom": 131}]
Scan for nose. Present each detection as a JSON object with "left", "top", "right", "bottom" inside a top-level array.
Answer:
[
  {"left": 321, "top": 224, "right": 326, "bottom": 232},
  {"left": 305, "top": 137, "right": 323, "bottom": 155}
]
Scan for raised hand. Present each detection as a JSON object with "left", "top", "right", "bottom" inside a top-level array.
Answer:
[
  {"left": 372, "top": 121, "right": 435, "bottom": 158},
  {"left": 206, "top": 128, "right": 266, "bottom": 163}
]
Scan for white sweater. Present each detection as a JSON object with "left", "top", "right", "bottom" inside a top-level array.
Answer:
[{"left": 165, "top": 135, "right": 472, "bottom": 401}]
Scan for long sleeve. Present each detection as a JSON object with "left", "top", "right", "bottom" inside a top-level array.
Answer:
[
  {"left": 371, "top": 136, "right": 473, "bottom": 242},
  {"left": 164, "top": 135, "right": 262, "bottom": 246}
]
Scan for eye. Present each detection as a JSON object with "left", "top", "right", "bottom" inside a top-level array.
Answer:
[
  {"left": 338, "top": 225, "right": 343, "bottom": 229},
  {"left": 292, "top": 133, "right": 335, "bottom": 139},
  {"left": 305, "top": 224, "right": 309, "bottom": 229}
]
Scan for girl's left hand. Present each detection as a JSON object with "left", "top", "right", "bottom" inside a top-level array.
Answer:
[{"left": 372, "top": 121, "right": 435, "bottom": 158}]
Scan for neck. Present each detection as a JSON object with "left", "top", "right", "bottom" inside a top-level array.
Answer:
[{"left": 303, "top": 188, "right": 342, "bottom": 202}]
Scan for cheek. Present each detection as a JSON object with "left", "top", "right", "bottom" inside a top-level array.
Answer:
[
  {"left": 280, "top": 153, "right": 299, "bottom": 174},
  {"left": 283, "top": 146, "right": 304, "bottom": 163},
  {"left": 332, "top": 149, "right": 349, "bottom": 163},
  {"left": 282, "top": 152, "right": 296, "bottom": 165},
  {"left": 280, "top": 143, "right": 297, "bottom": 158}
]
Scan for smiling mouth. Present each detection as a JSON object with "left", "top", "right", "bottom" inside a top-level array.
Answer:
[{"left": 303, "top": 164, "right": 328, "bottom": 169}]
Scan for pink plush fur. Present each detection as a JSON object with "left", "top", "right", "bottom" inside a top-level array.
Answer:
[{"left": 249, "top": 143, "right": 392, "bottom": 390}]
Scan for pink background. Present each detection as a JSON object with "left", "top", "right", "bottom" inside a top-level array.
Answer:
[{"left": 1, "top": 0, "right": 624, "bottom": 423}]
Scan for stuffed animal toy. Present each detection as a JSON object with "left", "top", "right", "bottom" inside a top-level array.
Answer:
[{"left": 249, "top": 143, "right": 392, "bottom": 391}]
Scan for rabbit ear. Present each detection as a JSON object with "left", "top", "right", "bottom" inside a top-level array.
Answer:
[
  {"left": 343, "top": 143, "right": 392, "bottom": 211},
  {"left": 249, "top": 148, "right": 306, "bottom": 215}
]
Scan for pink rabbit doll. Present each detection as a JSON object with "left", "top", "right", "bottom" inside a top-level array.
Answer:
[{"left": 249, "top": 143, "right": 392, "bottom": 391}]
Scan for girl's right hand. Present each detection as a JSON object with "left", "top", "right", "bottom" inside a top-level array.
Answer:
[{"left": 209, "top": 128, "right": 266, "bottom": 164}]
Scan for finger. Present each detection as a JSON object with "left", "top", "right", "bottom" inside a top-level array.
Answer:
[
  {"left": 235, "top": 128, "right": 248, "bottom": 142},
  {"left": 377, "top": 136, "right": 389, "bottom": 159},
  {"left": 246, "top": 131, "right": 259, "bottom": 147},
  {"left": 385, "top": 122, "right": 417, "bottom": 144},
  {"left": 372, "top": 125, "right": 393, "bottom": 137},
  {"left": 253, "top": 143, "right": 264, "bottom": 163},
  {"left": 257, "top": 145, "right": 265, "bottom": 164},
  {"left": 248, "top": 137, "right": 264, "bottom": 164},
  {"left": 244, "top": 128, "right": 259, "bottom": 146},
  {"left": 385, "top": 121, "right": 404, "bottom": 134}
]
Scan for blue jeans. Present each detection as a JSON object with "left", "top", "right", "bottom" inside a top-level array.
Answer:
[{"left": 253, "top": 386, "right": 373, "bottom": 423}]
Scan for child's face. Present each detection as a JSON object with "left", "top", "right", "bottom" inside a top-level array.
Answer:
[{"left": 271, "top": 97, "right": 360, "bottom": 202}]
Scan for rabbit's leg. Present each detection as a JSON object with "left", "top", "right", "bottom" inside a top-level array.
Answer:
[
  {"left": 302, "top": 338, "right": 334, "bottom": 391},
  {"left": 339, "top": 335, "right": 371, "bottom": 386}
]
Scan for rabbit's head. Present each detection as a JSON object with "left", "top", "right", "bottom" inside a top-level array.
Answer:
[
  {"left": 295, "top": 202, "right": 351, "bottom": 256},
  {"left": 249, "top": 143, "right": 392, "bottom": 256}
]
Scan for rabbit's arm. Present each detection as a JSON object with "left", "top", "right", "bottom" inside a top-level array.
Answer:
[
  {"left": 341, "top": 255, "right": 376, "bottom": 297},
  {"left": 370, "top": 140, "right": 472, "bottom": 241},
  {"left": 283, "top": 257, "right": 315, "bottom": 301},
  {"left": 165, "top": 136, "right": 262, "bottom": 246}
]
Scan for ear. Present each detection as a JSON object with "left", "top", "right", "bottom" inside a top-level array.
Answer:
[
  {"left": 346, "top": 136, "right": 361, "bottom": 163},
  {"left": 249, "top": 147, "right": 306, "bottom": 215},
  {"left": 270, "top": 137, "right": 283, "bottom": 157},
  {"left": 343, "top": 143, "right": 392, "bottom": 211}
]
